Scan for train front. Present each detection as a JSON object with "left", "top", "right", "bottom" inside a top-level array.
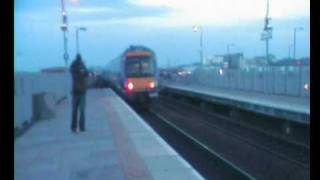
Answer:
[{"left": 123, "top": 48, "right": 158, "bottom": 103}]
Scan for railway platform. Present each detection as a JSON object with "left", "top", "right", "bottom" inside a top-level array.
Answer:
[
  {"left": 15, "top": 89, "right": 204, "bottom": 180},
  {"left": 161, "top": 82, "right": 310, "bottom": 124}
]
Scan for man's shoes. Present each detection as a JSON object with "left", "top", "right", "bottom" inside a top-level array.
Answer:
[
  {"left": 79, "top": 128, "right": 86, "bottom": 132},
  {"left": 71, "top": 129, "right": 77, "bottom": 133}
]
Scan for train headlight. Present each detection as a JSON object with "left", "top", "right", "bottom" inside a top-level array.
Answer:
[
  {"left": 128, "top": 82, "right": 134, "bottom": 90},
  {"left": 125, "top": 80, "right": 134, "bottom": 91},
  {"left": 149, "top": 81, "right": 155, "bottom": 89}
]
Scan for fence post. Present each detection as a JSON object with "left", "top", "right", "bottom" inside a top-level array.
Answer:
[
  {"left": 21, "top": 77, "right": 24, "bottom": 96},
  {"left": 272, "top": 67, "right": 275, "bottom": 95},
  {"left": 284, "top": 66, "right": 287, "bottom": 95},
  {"left": 299, "top": 65, "right": 302, "bottom": 97},
  {"left": 264, "top": 67, "right": 266, "bottom": 94},
  {"left": 236, "top": 69, "right": 239, "bottom": 90},
  {"left": 227, "top": 69, "right": 230, "bottom": 89},
  {"left": 252, "top": 69, "right": 254, "bottom": 93}
]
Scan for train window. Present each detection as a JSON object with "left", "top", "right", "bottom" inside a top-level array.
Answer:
[
  {"left": 126, "top": 57, "right": 155, "bottom": 77},
  {"left": 126, "top": 60, "right": 140, "bottom": 77},
  {"left": 141, "top": 59, "right": 155, "bottom": 75}
]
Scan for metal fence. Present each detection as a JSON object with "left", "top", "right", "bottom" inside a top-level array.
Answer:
[{"left": 164, "top": 66, "right": 310, "bottom": 98}]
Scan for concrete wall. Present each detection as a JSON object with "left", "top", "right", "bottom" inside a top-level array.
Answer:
[
  {"left": 14, "top": 72, "right": 72, "bottom": 128},
  {"left": 164, "top": 66, "right": 310, "bottom": 98}
]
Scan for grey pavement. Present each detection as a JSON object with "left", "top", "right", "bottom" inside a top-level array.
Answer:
[{"left": 15, "top": 89, "right": 204, "bottom": 180}]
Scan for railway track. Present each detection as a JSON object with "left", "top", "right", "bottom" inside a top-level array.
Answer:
[
  {"left": 138, "top": 110, "right": 255, "bottom": 180},
  {"left": 138, "top": 96, "right": 309, "bottom": 180},
  {"left": 160, "top": 96, "right": 310, "bottom": 167},
  {"left": 161, "top": 89, "right": 310, "bottom": 147}
]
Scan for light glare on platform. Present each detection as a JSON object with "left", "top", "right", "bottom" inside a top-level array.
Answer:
[
  {"left": 285, "top": 127, "right": 291, "bottom": 134},
  {"left": 304, "top": 83, "right": 309, "bottom": 91}
]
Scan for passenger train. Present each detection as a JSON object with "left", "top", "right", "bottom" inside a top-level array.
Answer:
[{"left": 103, "top": 45, "right": 159, "bottom": 104}]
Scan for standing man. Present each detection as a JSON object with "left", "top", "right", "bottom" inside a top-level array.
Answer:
[{"left": 70, "top": 53, "right": 89, "bottom": 133}]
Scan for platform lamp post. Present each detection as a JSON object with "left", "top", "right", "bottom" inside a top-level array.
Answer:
[
  {"left": 288, "top": 44, "right": 293, "bottom": 59},
  {"left": 192, "top": 25, "right": 203, "bottom": 66},
  {"left": 286, "top": 44, "right": 294, "bottom": 97},
  {"left": 76, "top": 27, "right": 87, "bottom": 54},
  {"left": 226, "top": 43, "right": 235, "bottom": 88},
  {"left": 293, "top": 27, "right": 303, "bottom": 60}
]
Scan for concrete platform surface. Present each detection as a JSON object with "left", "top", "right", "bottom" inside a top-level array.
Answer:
[
  {"left": 15, "top": 89, "right": 204, "bottom": 180},
  {"left": 162, "top": 83, "right": 309, "bottom": 124},
  {"left": 164, "top": 83, "right": 309, "bottom": 114}
]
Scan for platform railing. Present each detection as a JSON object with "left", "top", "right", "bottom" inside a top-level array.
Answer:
[{"left": 162, "top": 66, "right": 310, "bottom": 98}]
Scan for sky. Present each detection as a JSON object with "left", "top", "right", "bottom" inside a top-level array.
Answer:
[{"left": 14, "top": 0, "right": 310, "bottom": 72}]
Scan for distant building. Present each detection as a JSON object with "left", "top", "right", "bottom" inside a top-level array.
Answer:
[
  {"left": 223, "top": 53, "right": 244, "bottom": 69},
  {"left": 180, "top": 64, "right": 198, "bottom": 74},
  {"left": 242, "top": 55, "right": 276, "bottom": 68},
  {"left": 41, "top": 67, "right": 67, "bottom": 73},
  {"left": 254, "top": 55, "right": 275, "bottom": 65},
  {"left": 205, "top": 55, "right": 224, "bottom": 66},
  {"left": 203, "top": 53, "right": 245, "bottom": 69},
  {"left": 243, "top": 58, "right": 267, "bottom": 68},
  {"left": 271, "top": 57, "right": 310, "bottom": 66}
]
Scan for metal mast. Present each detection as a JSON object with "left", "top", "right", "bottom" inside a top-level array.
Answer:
[
  {"left": 60, "top": 0, "right": 69, "bottom": 102},
  {"left": 261, "top": 0, "right": 272, "bottom": 65}
]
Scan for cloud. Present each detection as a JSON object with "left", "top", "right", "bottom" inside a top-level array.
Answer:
[
  {"left": 68, "top": 7, "right": 116, "bottom": 14},
  {"left": 126, "top": 0, "right": 310, "bottom": 26}
]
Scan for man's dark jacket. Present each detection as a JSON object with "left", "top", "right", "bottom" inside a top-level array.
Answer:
[{"left": 70, "top": 58, "right": 89, "bottom": 95}]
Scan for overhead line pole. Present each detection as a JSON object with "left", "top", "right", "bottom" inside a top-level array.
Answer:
[
  {"left": 261, "top": 0, "right": 272, "bottom": 65},
  {"left": 60, "top": 0, "right": 70, "bottom": 103}
]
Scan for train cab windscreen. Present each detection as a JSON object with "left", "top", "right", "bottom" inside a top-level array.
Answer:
[{"left": 125, "top": 57, "right": 155, "bottom": 77}]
